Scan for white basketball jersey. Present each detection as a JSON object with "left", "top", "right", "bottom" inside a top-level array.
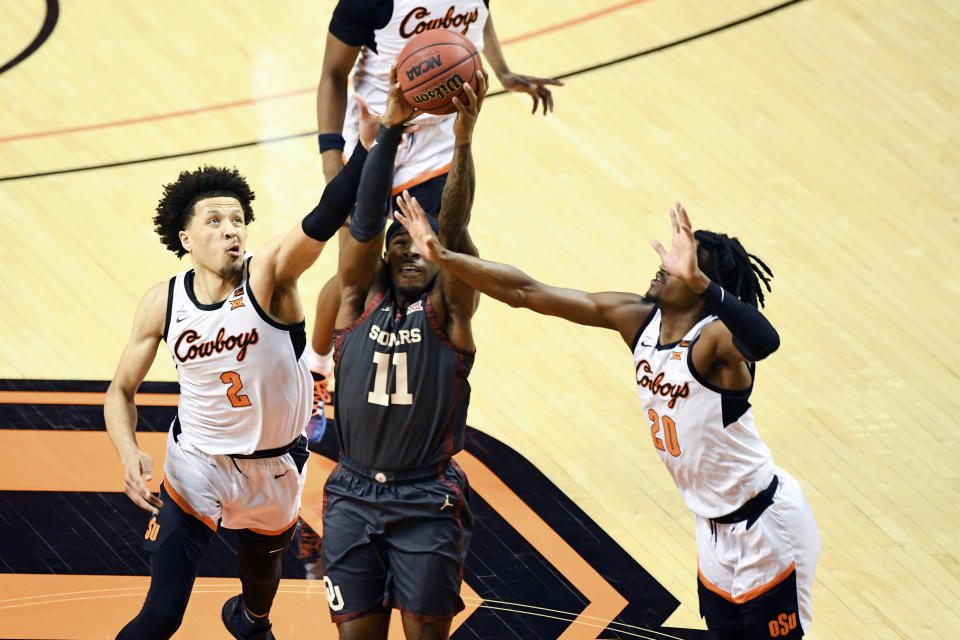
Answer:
[
  {"left": 633, "top": 309, "right": 775, "bottom": 518},
  {"left": 163, "top": 257, "right": 311, "bottom": 455},
  {"left": 343, "top": 1, "right": 489, "bottom": 136}
]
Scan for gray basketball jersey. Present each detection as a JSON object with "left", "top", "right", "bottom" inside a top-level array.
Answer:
[{"left": 333, "top": 287, "right": 474, "bottom": 470}]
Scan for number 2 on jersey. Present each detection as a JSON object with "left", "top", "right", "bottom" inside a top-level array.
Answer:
[
  {"left": 368, "top": 352, "right": 413, "bottom": 406},
  {"left": 220, "top": 371, "right": 252, "bottom": 408},
  {"left": 648, "top": 408, "right": 681, "bottom": 456}
]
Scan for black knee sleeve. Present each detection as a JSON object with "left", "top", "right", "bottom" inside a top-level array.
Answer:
[
  {"left": 236, "top": 524, "right": 296, "bottom": 616},
  {"left": 117, "top": 487, "right": 213, "bottom": 640}
]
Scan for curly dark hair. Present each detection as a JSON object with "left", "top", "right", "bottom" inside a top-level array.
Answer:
[
  {"left": 153, "top": 166, "right": 255, "bottom": 257},
  {"left": 694, "top": 230, "right": 774, "bottom": 308}
]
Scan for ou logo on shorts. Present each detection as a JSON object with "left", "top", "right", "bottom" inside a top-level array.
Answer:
[{"left": 323, "top": 575, "right": 344, "bottom": 611}]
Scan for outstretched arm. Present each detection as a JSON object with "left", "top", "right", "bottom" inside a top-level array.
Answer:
[
  {"left": 482, "top": 15, "right": 563, "bottom": 115},
  {"left": 247, "top": 96, "right": 380, "bottom": 326},
  {"left": 395, "top": 193, "right": 651, "bottom": 344},
  {"left": 337, "top": 66, "right": 421, "bottom": 322},
  {"left": 651, "top": 202, "right": 780, "bottom": 364}
]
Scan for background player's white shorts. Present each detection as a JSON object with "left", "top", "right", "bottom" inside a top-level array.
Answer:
[
  {"left": 162, "top": 428, "right": 306, "bottom": 534},
  {"left": 344, "top": 99, "right": 456, "bottom": 192},
  {"left": 695, "top": 467, "right": 821, "bottom": 634}
]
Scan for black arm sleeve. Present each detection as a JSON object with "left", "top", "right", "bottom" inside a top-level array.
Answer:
[
  {"left": 700, "top": 281, "right": 780, "bottom": 361},
  {"left": 349, "top": 124, "right": 403, "bottom": 242},
  {"left": 301, "top": 144, "right": 369, "bottom": 242}
]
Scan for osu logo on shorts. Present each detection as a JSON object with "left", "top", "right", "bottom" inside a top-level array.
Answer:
[
  {"left": 144, "top": 516, "right": 160, "bottom": 542},
  {"left": 768, "top": 611, "right": 798, "bottom": 637}
]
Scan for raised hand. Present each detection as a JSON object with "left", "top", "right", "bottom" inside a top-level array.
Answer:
[
  {"left": 650, "top": 202, "right": 707, "bottom": 290},
  {"left": 394, "top": 190, "right": 442, "bottom": 264},
  {"left": 356, "top": 94, "right": 380, "bottom": 150},
  {"left": 383, "top": 64, "right": 422, "bottom": 129},
  {"left": 451, "top": 70, "right": 488, "bottom": 143},
  {"left": 122, "top": 449, "right": 163, "bottom": 515},
  {"left": 500, "top": 72, "right": 563, "bottom": 115}
]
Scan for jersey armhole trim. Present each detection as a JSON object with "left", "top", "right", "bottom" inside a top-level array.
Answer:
[
  {"left": 333, "top": 289, "right": 386, "bottom": 340},
  {"left": 685, "top": 332, "right": 754, "bottom": 399},
  {"left": 162, "top": 276, "right": 176, "bottom": 343},
  {"left": 426, "top": 290, "right": 476, "bottom": 357},
  {"left": 244, "top": 256, "right": 307, "bottom": 332},
  {"left": 630, "top": 306, "right": 658, "bottom": 352}
]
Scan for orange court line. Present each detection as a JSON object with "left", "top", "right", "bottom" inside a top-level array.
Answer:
[
  {"left": 0, "top": 430, "right": 167, "bottom": 492},
  {"left": 454, "top": 451, "right": 628, "bottom": 639},
  {"left": 0, "top": 0, "right": 649, "bottom": 144},
  {"left": 0, "top": 390, "right": 179, "bottom": 406},
  {"left": 499, "top": 0, "right": 649, "bottom": 46}
]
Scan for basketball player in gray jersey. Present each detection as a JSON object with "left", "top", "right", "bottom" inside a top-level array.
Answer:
[{"left": 318, "top": 66, "right": 485, "bottom": 640}]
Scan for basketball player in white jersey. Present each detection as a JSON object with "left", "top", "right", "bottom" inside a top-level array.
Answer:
[
  {"left": 394, "top": 197, "right": 821, "bottom": 639},
  {"left": 104, "top": 105, "right": 379, "bottom": 640},
  {"left": 305, "top": 0, "right": 563, "bottom": 437}
]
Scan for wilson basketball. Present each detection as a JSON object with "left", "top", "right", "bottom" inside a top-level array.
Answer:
[{"left": 396, "top": 29, "right": 482, "bottom": 115}]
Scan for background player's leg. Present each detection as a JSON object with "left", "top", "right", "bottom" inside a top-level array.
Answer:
[
  {"left": 228, "top": 525, "right": 296, "bottom": 633},
  {"left": 400, "top": 616, "right": 452, "bottom": 640},
  {"left": 116, "top": 486, "right": 214, "bottom": 640},
  {"left": 336, "top": 609, "right": 390, "bottom": 640}
]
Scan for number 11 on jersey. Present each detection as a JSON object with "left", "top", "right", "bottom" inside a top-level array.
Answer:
[{"left": 368, "top": 352, "right": 414, "bottom": 406}]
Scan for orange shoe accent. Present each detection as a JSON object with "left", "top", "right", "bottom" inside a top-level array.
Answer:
[
  {"left": 163, "top": 477, "right": 218, "bottom": 531},
  {"left": 311, "top": 374, "right": 331, "bottom": 418},
  {"left": 698, "top": 561, "right": 796, "bottom": 604}
]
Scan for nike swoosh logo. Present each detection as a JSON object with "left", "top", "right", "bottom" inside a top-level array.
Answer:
[
  {"left": 274, "top": 471, "right": 289, "bottom": 479},
  {"left": 639, "top": 341, "right": 655, "bottom": 347}
]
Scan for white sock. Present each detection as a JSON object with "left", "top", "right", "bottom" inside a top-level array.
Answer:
[{"left": 306, "top": 345, "right": 334, "bottom": 377}]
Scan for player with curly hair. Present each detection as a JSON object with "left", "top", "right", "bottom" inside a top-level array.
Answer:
[{"left": 105, "top": 103, "right": 380, "bottom": 640}]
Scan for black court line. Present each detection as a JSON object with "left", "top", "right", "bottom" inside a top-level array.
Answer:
[
  {"left": 0, "top": 0, "right": 807, "bottom": 183},
  {"left": 0, "top": 0, "right": 59, "bottom": 76}
]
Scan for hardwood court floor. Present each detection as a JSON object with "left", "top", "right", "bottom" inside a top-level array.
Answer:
[{"left": 1, "top": 0, "right": 959, "bottom": 638}]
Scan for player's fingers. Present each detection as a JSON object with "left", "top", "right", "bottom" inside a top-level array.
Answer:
[
  {"left": 669, "top": 208, "right": 680, "bottom": 235},
  {"left": 531, "top": 94, "right": 539, "bottom": 115},
  {"left": 476, "top": 70, "right": 488, "bottom": 99},
  {"left": 126, "top": 486, "right": 159, "bottom": 515},
  {"left": 146, "top": 492, "right": 164, "bottom": 509},
  {"left": 389, "top": 63, "right": 398, "bottom": 86},
  {"left": 394, "top": 198, "right": 409, "bottom": 220},
  {"left": 541, "top": 90, "right": 549, "bottom": 116},
  {"left": 355, "top": 93, "right": 370, "bottom": 117},
  {"left": 540, "top": 78, "right": 564, "bottom": 86},
  {"left": 650, "top": 240, "right": 669, "bottom": 262},
  {"left": 676, "top": 202, "right": 693, "bottom": 230},
  {"left": 462, "top": 82, "right": 477, "bottom": 106},
  {"left": 140, "top": 454, "right": 153, "bottom": 481}
]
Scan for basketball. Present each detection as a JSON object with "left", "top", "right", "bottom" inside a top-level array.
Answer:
[{"left": 396, "top": 29, "right": 483, "bottom": 115}]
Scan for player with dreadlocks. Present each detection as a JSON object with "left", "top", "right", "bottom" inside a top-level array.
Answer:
[{"left": 393, "top": 197, "right": 821, "bottom": 639}]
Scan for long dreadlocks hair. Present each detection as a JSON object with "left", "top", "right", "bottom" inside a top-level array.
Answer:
[
  {"left": 153, "top": 166, "right": 255, "bottom": 258},
  {"left": 694, "top": 230, "right": 774, "bottom": 308}
]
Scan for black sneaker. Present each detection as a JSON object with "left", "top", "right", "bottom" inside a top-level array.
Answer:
[{"left": 221, "top": 595, "right": 276, "bottom": 640}]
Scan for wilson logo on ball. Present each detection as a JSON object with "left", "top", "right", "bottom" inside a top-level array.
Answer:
[
  {"left": 406, "top": 55, "right": 443, "bottom": 82},
  {"left": 410, "top": 74, "right": 465, "bottom": 105}
]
